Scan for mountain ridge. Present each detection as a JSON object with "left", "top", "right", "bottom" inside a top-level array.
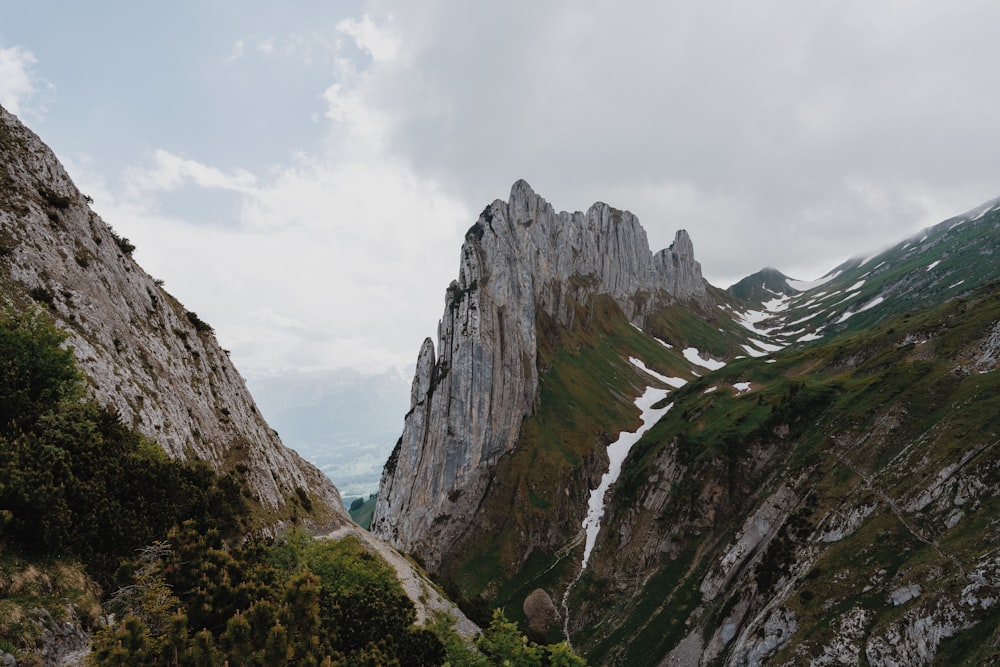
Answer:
[
  {"left": 372, "top": 180, "right": 1000, "bottom": 665},
  {"left": 0, "top": 103, "right": 347, "bottom": 529},
  {"left": 372, "top": 179, "right": 721, "bottom": 573}
]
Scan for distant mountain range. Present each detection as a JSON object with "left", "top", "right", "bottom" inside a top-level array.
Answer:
[{"left": 248, "top": 367, "right": 410, "bottom": 499}]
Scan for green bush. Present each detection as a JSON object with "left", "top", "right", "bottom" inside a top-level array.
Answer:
[{"left": 0, "top": 309, "right": 248, "bottom": 589}]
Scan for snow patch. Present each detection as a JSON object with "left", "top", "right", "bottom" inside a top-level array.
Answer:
[
  {"left": 733, "top": 382, "right": 752, "bottom": 394},
  {"left": 950, "top": 280, "right": 966, "bottom": 289},
  {"left": 630, "top": 357, "right": 687, "bottom": 389},
  {"left": 860, "top": 297, "right": 884, "bottom": 312},
  {"left": 763, "top": 296, "right": 791, "bottom": 313},
  {"left": 926, "top": 259, "right": 941, "bottom": 271},
  {"left": 786, "top": 270, "right": 841, "bottom": 292},
  {"left": 788, "top": 311, "right": 820, "bottom": 326},
  {"left": 735, "top": 308, "right": 779, "bottom": 336},
  {"left": 835, "top": 296, "right": 885, "bottom": 324},
  {"left": 581, "top": 389, "right": 672, "bottom": 568},
  {"left": 654, "top": 337, "right": 673, "bottom": 349},
  {"left": 798, "top": 331, "right": 824, "bottom": 342},
  {"left": 704, "top": 386, "right": 718, "bottom": 394},
  {"left": 749, "top": 338, "right": 784, "bottom": 352},
  {"left": 846, "top": 279, "right": 866, "bottom": 292},
  {"left": 741, "top": 345, "right": 769, "bottom": 358},
  {"left": 683, "top": 347, "right": 726, "bottom": 371}
]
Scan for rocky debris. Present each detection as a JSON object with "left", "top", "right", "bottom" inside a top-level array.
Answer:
[
  {"left": 523, "top": 588, "right": 561, "bottom": 636},
  {"left": 372, "top": 180, "right": 710, "bottom": 567},
  {"left": 812, "top": 607, "right": 872, "bottom": 666},
  {"left": 0, "top": 105, "right": 347, "bottom": 527},
  {"left": 700, "top": 486, "right": 798, "bottom": 602},
  {"left": 890, "top": 583, "right": 923, "bottom": 606},
  {"left": 729, "top": 606, "right": 798, "bottom": 666},
  {"left": 973, "top": 319, "right": 1000, "bottom": 372}
]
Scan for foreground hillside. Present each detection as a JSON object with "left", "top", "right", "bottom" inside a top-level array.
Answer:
[
  {"left": 0, "top": 104, "right": 346, "bottom": 529},
  {"left": 0, "top": 105, "right": 496, "bottom": 665}
]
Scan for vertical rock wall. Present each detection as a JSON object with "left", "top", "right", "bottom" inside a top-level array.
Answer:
[{"left": 372, "top": 180, "right": 707, "bottom": 568}]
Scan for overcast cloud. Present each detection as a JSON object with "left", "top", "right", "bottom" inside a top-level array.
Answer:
[{"left": 3, "top": 1, "right": 1000, "bottom": 377}]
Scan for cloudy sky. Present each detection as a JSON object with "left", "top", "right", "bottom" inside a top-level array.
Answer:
[{"left": 4, "top": 1, "right": 1000, "bottom": 378}]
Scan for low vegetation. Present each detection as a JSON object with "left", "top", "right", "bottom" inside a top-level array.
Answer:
[{"left": 0, "top": 306, "right": 587, "bottom": 664}]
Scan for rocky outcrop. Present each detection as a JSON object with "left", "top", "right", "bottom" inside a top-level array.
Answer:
[
  {"left": 371, "top": 180, "right": 709, "bottom": 568},
  {"left": 0, "top": 105, "right": 347, "bottom": 528}
]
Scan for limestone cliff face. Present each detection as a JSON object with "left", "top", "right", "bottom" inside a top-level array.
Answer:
[
  {"left": 371, "top": 180, "right": 708, "bottom": 567},
  {"left": 0, "top": 105, "right": 347, "bottom": 528}
]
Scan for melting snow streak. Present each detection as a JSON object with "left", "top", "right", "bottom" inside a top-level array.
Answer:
[
  {"left": 580, "top": 387, "right": 672, "bottom": 569},
  {"left": 683, "top": 347, "right": 726, "bottom": 370}
]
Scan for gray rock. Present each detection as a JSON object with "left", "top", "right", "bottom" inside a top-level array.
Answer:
[
  {"left": 0, "top": 104, "right": 347, "bottom": 527},
  {"left": 371, "top": 180, "right": 711, "bottom": 567}
]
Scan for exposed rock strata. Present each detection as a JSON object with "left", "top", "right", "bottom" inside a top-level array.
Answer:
[
  {"left": 0, "top": 105, "right": 347, "bottom": 527},
  {"left": 372, "top": 180, "right": 708, "bottom": 568}
]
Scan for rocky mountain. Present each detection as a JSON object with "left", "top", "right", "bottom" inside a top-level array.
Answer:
[
  {"left": 0, "top": 104, "right": 347, "bottom": 529},
  {"left": 373, "top": 181, "right": 1000, "bottom": 665},
  {"left": 727, "top": 267, "right": 798, "bottom": 304},
  {"left": 371, "top": 180, "right": 731, "bottom": 572},
  {"left": 0, "top": 107, "right": 481, "bottom": 665}
]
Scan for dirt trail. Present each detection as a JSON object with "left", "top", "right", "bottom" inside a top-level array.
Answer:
[{"left": 321, "top": 526, "right": 479, "bottom": 638}]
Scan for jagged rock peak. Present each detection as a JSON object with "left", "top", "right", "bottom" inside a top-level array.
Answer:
[{"left": 371, "top": 180, "right": 709, "bottom": 567}]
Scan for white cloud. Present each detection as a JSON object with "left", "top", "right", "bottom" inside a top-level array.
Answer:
[
  {"left": 76, "top": 26, "right": 470, "bottom": 376},
  {"left": 55, "top": 2, "right": 1000, "bottom": 373},
  {"left": 0, "top": 45, "right": 44, "bottom": 117},
  {"left": 336, "top": 14, "right": 401, "bottom": 63},
  {"left": 226, "top": 39, "right": 246, "bottom": 63}
]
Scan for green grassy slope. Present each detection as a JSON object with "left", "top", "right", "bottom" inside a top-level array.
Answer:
[{"left": 575, "top": 280, "right": 1000, "bottom": 665}]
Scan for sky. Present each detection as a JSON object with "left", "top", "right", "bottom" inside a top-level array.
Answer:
[{"left": 4, "top": 0, "right": 1000, "bottom": 379}]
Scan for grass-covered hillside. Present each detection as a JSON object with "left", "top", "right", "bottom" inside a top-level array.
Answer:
[{"left": 570, "top": 280, "right": 1000, "bottom": 665}]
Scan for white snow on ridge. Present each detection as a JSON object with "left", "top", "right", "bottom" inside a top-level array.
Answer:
[
  {"left": 926, "top": 260, "right": 941, "bottom": 271},
  {"left": 788, "top": 311, "right": 820, "bottom": 326},
  {"left": 735, "top": 309, "right": 775, "bottom": 336},
  {"left": 733, "top": 382, "right": 752, "bottom": 393},
  {"left": 858, "top": 253, "right": 878, "bottom": 267},
  {"left": 741, "top": 345, "right": 769, "bottom": 358},
  {"left": 971, "top": 203, "right": 999, "bottom": 222},
  {"left": 846, "top": 279, "right": 866, "bottom": 292},
  {"left": 950, "top": 280, "right": 966, "bottom": 289},
  {"left": 654, "top": 337, "right": 673, "bottom": 349},
  {"left": 683, "top": 347, "right": 726, "bottom": 371},
  {"left": 581, "top": 388, "right": 672, "bottom": 569},
  {"left": 786, "top": 270, "right": 841, "bottom": 292},
  {"left": 629, "top": 357, "right": 687, "bottom": 389},
  {"left": 763, "top": 296, "right": 791, "bottom": 312},
  {"left": 798, "top": 331, "right": 824, "bottom": 342},
  {"left": 749, "top": 338, "right": 784, "bottom": 352},
  {"left": 835, "top": 296, "right": 885, "bottom": 324}
]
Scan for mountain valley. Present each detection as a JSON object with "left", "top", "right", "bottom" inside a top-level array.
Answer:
[{"left": 1, "top": 100, "right": 998, "bottom": 665}]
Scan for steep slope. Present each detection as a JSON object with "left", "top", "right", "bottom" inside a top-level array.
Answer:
[
  {"left": 372, "top": 181, "right": 753, "bottom": 618},
  {"left": 373, "top": 181, "right": 1000, "bottom": 665},
  {"left": 576, "top": 279, "right": 1000, "bottom": 665},
  {"left": 726, "top": 195, "right": 1000, "bottom": 351},
  {"left": 728, "top": 267, "right": 798, "bottom": 304},
  {"left": 0, "top": 104, "right": 347, "bottom": 529}
]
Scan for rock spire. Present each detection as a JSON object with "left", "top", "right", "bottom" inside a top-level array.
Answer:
[{"left": 371, "top": 180, "right": 707, "bottom": 566}]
